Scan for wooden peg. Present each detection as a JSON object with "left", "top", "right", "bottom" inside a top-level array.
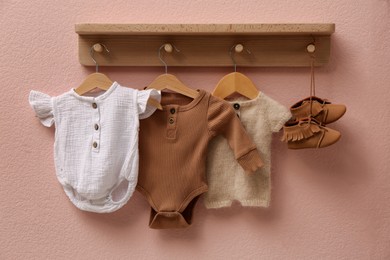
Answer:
[
  {"left": 93, "top": 43, "right": 103, "bottom": 53},
  {"left": 235, "top": 44, "right": 244, "bottom": 53},
  {"left": 164, "top": 43, "right": 173, "bottom": 53},
  {"left": 307, "top": 44, "right": 316, "bottom": 53}
]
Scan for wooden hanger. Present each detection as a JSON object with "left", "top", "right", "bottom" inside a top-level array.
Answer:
[
  {"left": 146, "top": 73, "right": 198, "bottom": 99},
  {"left": 74, "top": 72, "right": 113, "bottom": 95},
  {"left": 75, "top": 43, "right": 162, "bottom": 109},
  {"left": 212, "top": 44, "right": 259, "bottom": 100},
  {"left": 146, "top": 43, "right": 198, "bottom": 99},
  {"left": 212, "top": 71, "right": 259, "bottom": 100}
]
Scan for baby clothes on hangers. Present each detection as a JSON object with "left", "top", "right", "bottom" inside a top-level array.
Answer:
[
  {"left": 137, "top": 90, "right": 264, "bottom": 229},
  {"left": 205, "top": 92, "right": 291, "bottom": 208},
  {"left": 29, "top": 82, "right": 161, "bottom": 213}
]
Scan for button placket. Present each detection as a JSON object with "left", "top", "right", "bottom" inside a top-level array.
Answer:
[
  {"left": 91, "top": 100, "right": 101, "bottom": 152},
  {"left": 166, "top": 105, "right": 178, "bottom": 139}
]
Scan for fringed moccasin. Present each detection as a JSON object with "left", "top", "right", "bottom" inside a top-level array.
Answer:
[
  {"left": 281, "top": 117, "right": 341, "bottom": 149},
  {"left": 290, "top": 96, "right": 346, "bottom": 124}
]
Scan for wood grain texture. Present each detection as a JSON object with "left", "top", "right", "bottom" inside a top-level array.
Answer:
[
  {"left": 76, "top": 24, "right": 334, "bottom": 67},
  {"left": 75, "top": 23, "right": 335, "bottom": 35}
]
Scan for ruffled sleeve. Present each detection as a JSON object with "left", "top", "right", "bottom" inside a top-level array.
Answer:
[
  {"left": 29, "top": 90, "right": 55, "bottom": 127},
  {"left": 137, "top": 89, "right": 161, "bottom": 119}
]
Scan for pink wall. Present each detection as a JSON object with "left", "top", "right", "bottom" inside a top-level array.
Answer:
[{"left": 1, "top": 0, "right": 389, "bottom": 259}]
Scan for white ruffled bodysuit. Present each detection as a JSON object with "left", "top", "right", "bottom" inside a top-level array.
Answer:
[{"left": 29, "top": 82, "right": 160, "bottom": 213}]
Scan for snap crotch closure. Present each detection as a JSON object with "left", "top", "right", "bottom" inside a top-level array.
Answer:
[{"left": 149, "top": 210, "right": 190, "bottom": 229}]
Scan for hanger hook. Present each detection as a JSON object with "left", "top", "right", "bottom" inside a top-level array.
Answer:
[
  {"left": 158, "top": 43, "right": 180, "bottom": 74},
  {"left": 229, "top": 44, "right": 251, "bottom": 72},
  {"left": 89, "top": 43, "right": 110, "bottom": 73}
]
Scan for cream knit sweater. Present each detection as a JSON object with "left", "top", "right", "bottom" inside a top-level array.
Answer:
[{"left": 205, "top": 92, "right": 291, "bottom": 208}]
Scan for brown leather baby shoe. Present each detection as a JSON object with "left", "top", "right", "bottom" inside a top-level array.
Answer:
[
  {"left": 281, "top": 117, "right": 341, "bottom": 149},
  {"left": 290, "top": 96, "right": 346, "bottom": 124}
]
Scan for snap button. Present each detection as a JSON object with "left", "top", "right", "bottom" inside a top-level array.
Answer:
[
  {"left": 93, "top": 142, "right": 98, "bottom": 148},
  {"left": 170, "top": 108, "right": 176, "bottom": 114},
  {"left": 169, "top": 118, "right": 175, "bottom": 124},
  {"left": 92, "top": 102, "right": 97, "bottom": 109},
  {"left": 94, "top": 124, "right": 99, "bottom": 130},
  {"left": 233, "top": 103, "right": 240, "bottom": 110}
]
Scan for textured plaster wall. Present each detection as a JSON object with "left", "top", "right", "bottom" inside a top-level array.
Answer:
[{"left": 1, "top": 1, "right": 390, "bottom": 259}]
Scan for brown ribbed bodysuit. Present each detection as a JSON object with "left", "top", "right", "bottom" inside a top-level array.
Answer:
[{"left": 137, "top": 90, "right": 263, "bottom": 229}]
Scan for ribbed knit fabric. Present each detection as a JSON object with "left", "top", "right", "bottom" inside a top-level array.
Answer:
[
  {"left": 137, "top": 90, "right": 263, "bottom": 229},
  {"left": 29, "top": 82, "right": 161, "bottom": 213},
  {"left": 205, "top": 92, "right": 291, "bottom": 209}
]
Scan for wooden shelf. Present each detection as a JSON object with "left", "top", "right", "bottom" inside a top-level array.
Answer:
[{"left": 75, "top": 23, "right": 335, "bottom": 67}]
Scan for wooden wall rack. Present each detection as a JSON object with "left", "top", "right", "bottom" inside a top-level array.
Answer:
[{"left": 75, "top": 23, "right": 335, "bottom": 67}]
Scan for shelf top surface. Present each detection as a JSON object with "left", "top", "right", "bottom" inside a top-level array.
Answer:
[{"left": 75, "top": 23, "right": 335, "bottom": 35}]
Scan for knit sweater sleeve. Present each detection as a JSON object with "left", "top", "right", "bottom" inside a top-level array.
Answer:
[
  {"left": 207, "top": 95, "right": 264, "bottom": 173},
  {"left": 263, "top": 94, "right": 292, "bottom": 132}
]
